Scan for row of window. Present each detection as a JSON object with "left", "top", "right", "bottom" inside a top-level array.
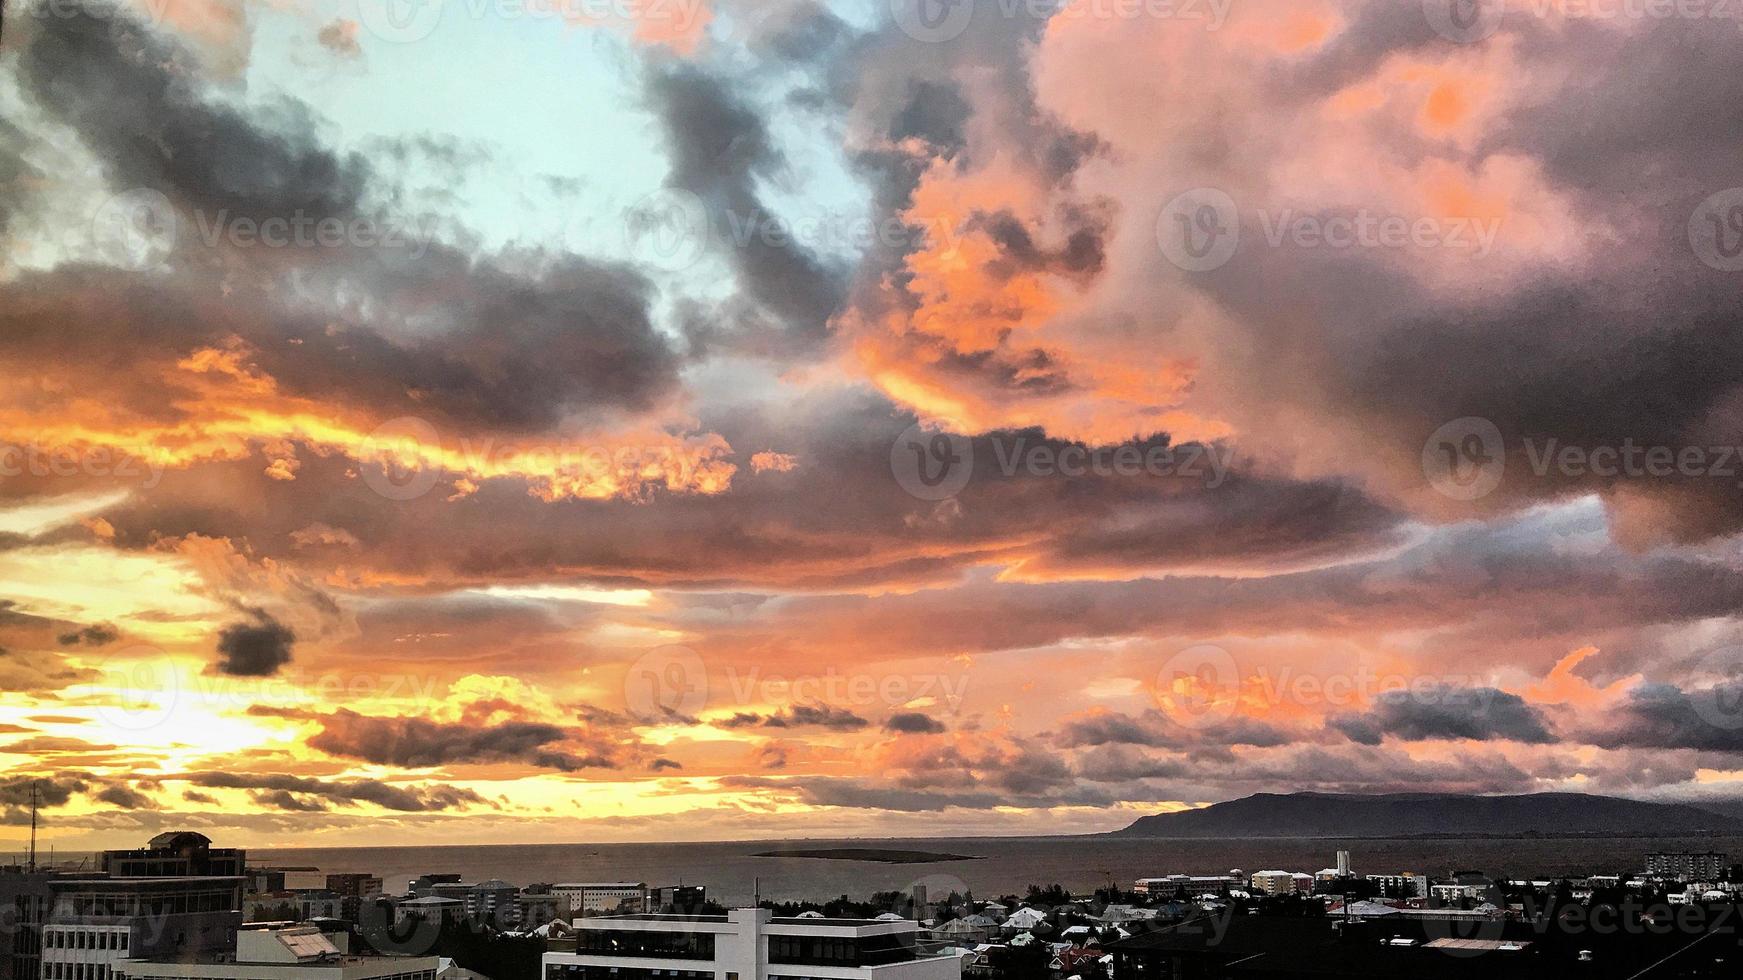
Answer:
[
  {"left": 574, "top": 931, "right": 716, "bottom": 961},
  {"left": 43, "top": 961, "right": 113, "bottom": 980},
  {"left": 60, "top": 891, "right": 235, "bottom": 918},
  {"left": 44, "top": 931, "right": 129, "bottom": 951},
  {"left": 547, "top": 965, "right": 712, "bottom": 980}
]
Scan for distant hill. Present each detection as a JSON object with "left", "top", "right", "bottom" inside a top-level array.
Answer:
[{"left": 1112, "top": 792, "right": 1743, "bottom": 838}]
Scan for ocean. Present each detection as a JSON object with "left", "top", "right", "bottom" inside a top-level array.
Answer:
[{"left": 250, "top": 834, "right": 1743, "bottom": 903}]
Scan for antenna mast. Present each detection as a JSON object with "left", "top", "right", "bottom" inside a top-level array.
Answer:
[{"left": 28, "top": 781, "right": 39, "bottom": 872}]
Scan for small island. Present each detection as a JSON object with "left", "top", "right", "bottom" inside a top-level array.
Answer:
[{"left": 750, "top": 847, "right": 983, "bottom": 864}]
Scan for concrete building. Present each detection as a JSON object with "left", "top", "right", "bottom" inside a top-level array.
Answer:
[
  {"left": 1247, "top": 872, "right": 1297, "bottom": 897},
  {"left": 297, "top": 893, "right": 343, "bottom": 922},
  {"left": 650, "top": 887, "right": 707, "bottom": 915},
  {"left": 324, "top": 877, "right": 383, "bottom": 924},
  {"left": 1362, "top": 874, "right": 1426, "bottom": 899},
  {"left": 1335, "top": 851, "right": 1351, "bottom": 877},
  {"left": 542, "top": 909, "right": 961, "bottom": 980},
  {"left": 111, "top": 925, "right": 437, "bottom": 980},
  {"left": 464, "top": 882, "right": 517, "bottom": 927},
  {"left": 517, "top": 889, "right": 560, "bottom": 927},
  {"left": 551, "top": 884, "right": 647, "bottom": 918},
  {"left": 41, "top": 877, "right": 242, "bottom": 980},
  {"left": 99, "top": 835, "right": 244, "bottom": 880},
  {"left": 1644, "top": 851, "right": 1728, "bottom": 881}
]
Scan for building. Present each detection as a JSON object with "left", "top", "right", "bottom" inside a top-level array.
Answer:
[
  {"left": 464, "top": 882, "right": 517, "bottom": 927},
  {"left": 518, "top": 888, "right": 560, "bottom": 927},
  {"left": 1131, "top": 876, "right": 1236, "bottom": 899},
  {"left": 324, "top": 877, "right": 383, "bottom": 923},
  {"left": 0, "top": 870, "right": 56, "bottom": 980},
  {"left": 1247, "top": 872, "right": 1297, "bottom": 897},
  {"left": 394, "top": 898, "right": 463, "bottom": 929},
  {"left": 406, "top": 878, "right": 461, "bottom": 900},
  {"left": 649, "top": 886, "right": 707, "bottom": 915},
  {"left": 111, "top": 924, "right": 438, "bottom": 980},
  {"left": 297, "top": 893, "right": 344, "bottom": 922},
  {"left": 41, "top": 877, "right": 242, "bottom": 980},
  {"left": 99, "top": 834, "right": 245, "bottom": 880},
  {"left": 551, "top": 884, "right": 647, "bottom": 918},
  {"left": 1335, "top": 851, "right": 1350, "bottom": 877},
  {"left": 1362, "top": 873, "right": 1426, "bottom": 899},
  {"left": 542, "top": 909, "right": 961, "bottom": 980},
  {"left": 1643, "top": 851, "right": 1728, "bottom": 881}
]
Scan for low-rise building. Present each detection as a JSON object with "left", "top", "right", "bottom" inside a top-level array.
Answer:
[
  {"left": 111, "top": 924, "right": 437, "bottom": 980},
  {"left": 551, "top": 884, "right": 647, "bottom": 918},
  {"left": 542, "top": 909, "right": 960, "bottom": 980},
  {"left": 393, "top": 898, "right": 463, "bottom": 929}
]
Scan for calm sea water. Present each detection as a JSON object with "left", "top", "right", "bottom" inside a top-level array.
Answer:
[{"left": 250, "top": 835, "right": 1743, "bottom": 903}]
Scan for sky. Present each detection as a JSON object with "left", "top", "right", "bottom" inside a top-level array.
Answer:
[{"left": 4, "top": 0, "right": 1743, "bottom": 851}]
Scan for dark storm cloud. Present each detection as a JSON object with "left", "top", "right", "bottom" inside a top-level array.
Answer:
[
  {"left": 93, "top": 785, "right": 156, "bottom": 810},
  {"left": 213, "top": 610, "right": 296, "bottom": 677},
  {"left": 718, "top": 703, "right": 868, "bottom": 731},
  {"left": 6, "top": 7, "right": 685, "bottom": 434},
  {"left": 1327, "top": 686, "right": 1556, "bottom": 745},
  {"left": 306, "top": 708, "right": 620, "bottom": 771},
  {"left": 58, "top": 623, "right": 119, "bottom": 647},
  {"left": 181, "top": 771, "right": 491, "bottom": 811},
  {"left": 0, "top": 118, "right": 42, "bottom": 239},
  {"left": 883, "top": 712, "right": 946, "bottom": 734},
  {"left": 1055, "top": 710, "right": 1292, "bottom": 750},
  {"left": 252, "top": 789, "right": 327, "bottom": 812},
  {"left": 646, "top": 65, "right": 845, "bottom": 345},
  {"left": 15, "top": 6, "right": 366, "bottom": 224},
  {"left": 1581, "top": 681, "right": 1743, "bottom": 753}
]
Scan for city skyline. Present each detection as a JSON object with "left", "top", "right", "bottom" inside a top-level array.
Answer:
[{"left": 7, "top": 0, "right": 1743, "bottom": 850}]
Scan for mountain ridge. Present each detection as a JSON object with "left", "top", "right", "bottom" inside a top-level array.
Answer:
[{"left": 1112, "top": 792, "right": 1743, "bottom": 838}]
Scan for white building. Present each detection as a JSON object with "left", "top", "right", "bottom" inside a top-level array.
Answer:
[
  {"left": 543, "top": 908, "right": 961, "bottom": 980},
  {"left": 1644, "top": 852, "right": 1728, "bottom": 881},
  {"left": 1131, "top": 876, "right": 1235, "bottom": 899},
  {"left": 552, "top": 883, "right": 648, "bottom": 917},
  {"left": 112, "top": 925, "right": 438, "bottom": 980},
  {"left": 42, "top": 877, "right": 242, "bottom": 980}
]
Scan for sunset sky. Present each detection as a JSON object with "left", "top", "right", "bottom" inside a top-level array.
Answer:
[{"left": 5, "top": 0, "right": 1743, "bottom": 851}]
